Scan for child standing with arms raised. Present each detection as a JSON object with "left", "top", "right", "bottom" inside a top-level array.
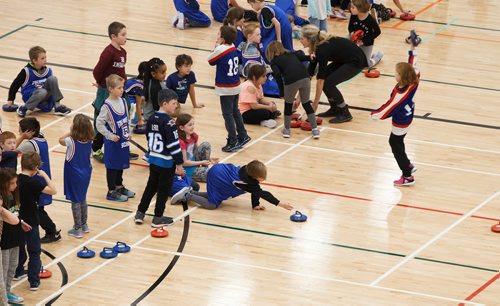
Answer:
[
  {"left": 208, "top": 26, "right": 250, "bottom": 152},
  {"left": 349, "top": 0, "right": 383, "bottom": 67},
  {"left": 96, "top": 75, "right": 135, "bottom": 202},
  {"left": 59, "top": 114, "right": 94, "bottom": 238},
  {"left": 371, "top": 31, "right": 420, "bottom": 186}
]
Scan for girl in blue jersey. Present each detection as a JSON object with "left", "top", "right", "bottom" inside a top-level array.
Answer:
[
  {"left": 59, "top": 114, "right": 94, "bottom": 238},
  {"left": 247, "top": 0, "right": 294, "bottom": 62},
  {"left": 96, "top": 74, "right": 135, "bottom": 202},
  {"left": 173, "top": 0, "right": 211, "bottom": 30},
  {"left": 371, "top": 31, "right": 420, "bottom": 187}
]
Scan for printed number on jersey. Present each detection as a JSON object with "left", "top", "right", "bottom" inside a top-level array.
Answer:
[
  {"left": 148, "top": 133, "right": 164, "bottom": 153},
  {"left": 227, "top": 57, "right": 239, "bottom": 76}
]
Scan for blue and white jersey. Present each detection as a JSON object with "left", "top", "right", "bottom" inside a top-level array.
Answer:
[
  {"left": 211, "top": 0, "right": 229, "bottom": 23},
  {"left": 207, "top": 163, "right": 246, "bottom": 206},
  {"left": 21, "top": 65, "right": 54, "bottom": 112},
  {"left": 259, "top": 5, "right": 294, "bottom": 62},
  {"left": 208, "top": 44, "right": 241, "bottom": 96},
  {"left": 64, "top": 137, "right": 92, "bottom": 203},
  {"left": 102, "top": 98, "right": 131, "bottom": 170},
  {"left": 170, "top": 175, "right": 193, "bottom": 196},
  {"left": 125, "top": 78, "right": 144, "bottom": 105},
  {"left": 146, "top": 112, "right": 184, "bottom": 168},
  {"left": 31, "top": 136, "right": 52, "bottom": 206}
]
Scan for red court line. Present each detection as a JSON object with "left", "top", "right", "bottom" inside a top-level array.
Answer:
[
  {"left": 391, "top": 0, "right": 445, "bottom": 29},
  {"left": 459, "top": 272, "right": 500, "bottom": 306},
  {"left": 52, "top": 151, "right": 499, "bottom": 222}
]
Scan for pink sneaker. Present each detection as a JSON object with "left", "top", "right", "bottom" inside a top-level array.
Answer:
[
  {"left": 394, "top": 175, "right": 415, "bottom": 187},
  {"left": 409, "top": 163, "right": 417, "bottom": 173}
]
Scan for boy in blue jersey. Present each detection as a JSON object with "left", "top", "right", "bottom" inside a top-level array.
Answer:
[
  {"left": 17, "top": 118, "right": 61, "bottom": 244},
  {"left": 208, "top": 26, "right": 251, "bottom": 152},
  {"left": 134, "top": 89, "right": 186, "bottom": 227},
  {"left": 172, "top": 0, "right": 211, "bottom": 29},
  {"left": 6, "top": 46, "right": 71, "bottom": 117},
  {"left": 166, "top": 54, "right": 204, "bottom": 112}
]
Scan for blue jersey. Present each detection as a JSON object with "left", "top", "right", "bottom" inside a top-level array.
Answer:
[
  {"left": 208, "top": 44, "right": 241, "bottom": 96},
  {"left": 170, "top": 175, "right": 194, "bottom": 196},
  {"left": 166, "top": 71, "right": 197, "bottom": 104},
  {"left": 64, "top": 137, "right": 92, "bottom": 203},
  {"left": 175, "top": 0, "right": 211, "bottom": 26},
  {"left": 207, "top": 163, "right": 246, "bottom": 206},
  {"left": 260, "top": 5, "right": 294, "bottom": 62},
  {"left": 276, "top": 0, "right": 307, "bottom": 26},
  {"left": 21, "top": 66, "right": 54, "bottom": 112},
  {"left": 31, "top": 136, "right": 52, "bottom": 206},
  {"left": 102, "top": 98, "right": 131, "bottom": 170},
  {"left": 211, "top": 0, "right": 228, "bottom": 23},
  {"left": 146, "top": 112, "right": 183, "bottom": 168},
  {"left": 125, "top": 78, "right": 144, "bottom": 105}
]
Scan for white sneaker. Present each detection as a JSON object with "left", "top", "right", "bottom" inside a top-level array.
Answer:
[
  {"left": 171, "top": 186, "right": 191, "bottom": 205},
  {"left": 370, "top": 51, "right": 384, "bottom": 67},
  {"left": 172, "top": 12, "right": 180, "bottom": 27},
  {"left": 177, "top": 12, "right": 185, "bottom": 30},
  {"left": 260, "top": 119, "right": 277, "bottom": 129}
]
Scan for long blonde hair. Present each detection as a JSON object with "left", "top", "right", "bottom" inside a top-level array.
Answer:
[{"left": 301, "top": 24, "right": 335, "bottom": 54}]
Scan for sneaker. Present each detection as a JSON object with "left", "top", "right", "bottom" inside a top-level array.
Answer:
[
  {"left": 117, "top": 186, "right": 135, "bottom": 198},
  {"left": 151, "top": 216, "right": 174, "bottom": 228},
  {"left": 312, "top": 128, "right": 320, "bottom": 139},
  {"left": 222, "top": 140, "right": 241, "bottom": 153},
  {"left": 370, "top": 51, "right": 384, "bottom": 67},
  {"left": 54, "top": 105, "right": 72, "bottom": 116},
  {"left": 16, "top": 105, "right": 27, "bottom": 117},
  {"left": 409, "top": 163, "right": 417, "bottom": 174},
  {"left": 67, "top": 228, "right": 83, "bottom": 239},
  {"left": 260, "top": 119, "right": 277, "bottom": 129},
  {"left": 171, "top": 186, "right": 191, "bottom": 205},
  {"left": 82, "top": 223, "right": 90, "bottom": 233},
  {"left": 317, "top": 107, "right": 339, "bottom": 118},
  {"left": 177, "top": 12, "right": 185, "bottom": 29},
  {"left": 142, "top": 153, "right": 149, "bottom": 163},
  {"left": 282, "top": 128, "right": 291, "bottom": 138},
  {"left": 172, "top": 12, "right": 180, "bottom": 27},
  {"left": 129, "top": 152, "right": 139, "bottom": 160},
  {"left": 93, "top": 149, "right": 104, "bottom": 163},
  {"left": 40, "top": 230, "right": 62, "bottom": 244},
  {"left": 29, "top": 281, "right": 40, "bottom": 291},
  {"left": 329, "top": 107, "right": 353, "bottom": 124},
  {"left": 134, "top": 211, "right": 145, "bottom": 224},
  {"left": 394, "top": 175, "right": 415, "bottom": 187},
  {"left": 106, "top": 190, "right": 128, "bottom": 202},
  {"left": 409, "top": 29, "right": 421, "bottom": 47},
  {"left": 332, "top": 9, "right": 348, "bottom": 19},
  {"left": 13, "top": 272, "right": 27, "bottom": 281},
  {"left": 7, "top": 292, "right": 24, "bottom": 304},
  {"left": 238, "top": 135, "right": 252, "bottom": 147}
]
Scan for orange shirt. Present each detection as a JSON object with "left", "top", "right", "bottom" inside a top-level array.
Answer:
[{"left": 238, "top": 80, "right": 263, "bottom": 114}]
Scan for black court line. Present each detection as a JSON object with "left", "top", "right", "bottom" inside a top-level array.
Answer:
[
  {"left": 413, "top": 19, "right": 500, "bottom": 32},
  {"left": 0, "top": 24, "right": 28, "bottom": 40},
  {"left": 41, "top": 249, "right": 69, "bottom": 305},
  {"left": 131, "top": 201, "right": 191, "bottom": 305},
  {"left": 35, "top": 18, "right": 44, "bottom": 21},
  {"left": 423, "top": 112, "right": 432, "bottom": 118},
  {"left": 129, "top": 138, "right": 148, "bottom": 154}
]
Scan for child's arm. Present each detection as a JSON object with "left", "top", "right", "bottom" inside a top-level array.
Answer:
[
  {"left": 96, "top": 106, "right": 120, "bottom": 142},
  {"left": 7, "top": 69, "right": 26, "bottom": 106},
  {"left": 207, "top": 45, "right": 226, "bottom": 66},
  {"left": 37, "top": 169, "right": 57, "bottom": 195},
  {"left": 188, "top": 84, "right": 204, "bottom": 108},
  {"left": 271, "top": 18, "right": 282, "bottom": 43},
  {"left": 392, "top": 0, "right": 409, "bottom": 13},
  {"left": 58, "top": 132, "right": 71, "bottom": 146},
  {"left": 270, "top": 61, "right": 285, "bottom": 98},
  {"left": 135, "top": 96, "right": 145, "bottom": 125},
  {"left": 360, "top": 17, "right": 381, "bottom": 46},
  {"left": 93, "top": 50, "right": 113, "bottom": 87}
]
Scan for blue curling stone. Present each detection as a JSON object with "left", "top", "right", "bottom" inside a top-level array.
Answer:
[
  {"left": 77, "top": 246, "right": 95, "bottom": 259},
  {"left": 290, "top": 210, "right": 307, "bottom": 222},
  {"left": 112, "top": 241, "right": 131, "bottom": 253},
  {"left": 100, "top": 247, "right": 118, "bottom": 259}
]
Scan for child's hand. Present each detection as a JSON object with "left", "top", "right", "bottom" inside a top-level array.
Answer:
[
  {"left": 175, "top": 165, "right": 186, "bottom": 176},
  {"left": 92, "top": 81, "right": 99, "bottom": 88},
  {"left": 356, "top": 40, "right": 363, "bottom": 46},
  {"left": 201, "top": 160, "right": 211, "bottom": 166},
  {"left": 278, "top": 202, "right": 294, "bottom": 210},
  {"left": 21, "top": 130, "right": 35, "bottom": 139},
  {"left": 21, "top": 221, "right": 32, "bottom": 232},
  {"left": 112, "top": 135, "right": 120, "bottom": 142},
  {"left": 194, "top": 103, "right": 205, "bottom": 108},
  {"left": 253, "top": 205, "right": 266, "bottom": 211},
  {"left": 271, "top": 102, "right": 277, "bottom": 112}
]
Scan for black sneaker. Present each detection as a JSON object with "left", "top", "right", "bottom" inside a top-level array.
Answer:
[
  {"left": 54, "top": 105, "right": 72, "bottom": 116},
  {"left": 134, "top": 211, "right": 145, "bottom": 224},
  {"left": 40, "top": 230, "right": 62, "bottom": 244},
  {"left": 151, "top": 216, "right": 174, "bottom": 228},
  {"left": 329, "top": 107, "right": 353, "bottom": 124},
  {"left": 238, "top": 135, "right": 251, "bottom": 147},
  {"left": 29, "top": 281, "right": 40, "bottom": 291},
  {"left": 13, "top": 272, "right": 27, "bottom": 281},
  {"left": 116, "top": 186, "right": 135, "bottom": 198},
  {"left": 129, "top": 152, "right": 139, "bottom": 160},
  {"left": 317, "top": 107, "right": 340, "bottom": 118},
  {"left": 222, "top": 140, "right": 241, "bottom": 152}
]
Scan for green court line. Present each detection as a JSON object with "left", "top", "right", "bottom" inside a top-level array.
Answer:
[
  {"left": 0, "top": 24, "right": 28, "bottom": 40},
  {"left": 27, "top": 24, "right": 212, "bottom": 52},
  {"left": 421, "top": 18, "right": 459, "bottom": 43},
  {"left": 52, "top": 198, "right": 499, "bottom": 273}
]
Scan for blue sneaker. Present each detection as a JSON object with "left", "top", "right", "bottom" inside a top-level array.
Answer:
[{"left": 7, "top": 291, "right": 24, "bottom": 303}]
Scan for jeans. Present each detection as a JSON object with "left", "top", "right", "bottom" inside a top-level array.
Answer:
[
  {"left": 309, "top": 17, "right": 328, "bottom": 32},
  {"left": 219, "top": 95, "right": 247, "bottom": 144},
  {"left": 138, "top": 164, "right": 175, "bottom": 217},
  {"left": 16, "top": 226, "right": 41, "bottom": 285}
]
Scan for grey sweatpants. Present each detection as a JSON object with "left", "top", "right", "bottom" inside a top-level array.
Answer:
[
  {"left": 25, "top": 75, "right": 63, "bottom": 111},
  {"left": 191, "top": 142, "right": 212, "bottom": 183},
  {"left": 1, "top": 247, "right": 19, "bottom": 293}
]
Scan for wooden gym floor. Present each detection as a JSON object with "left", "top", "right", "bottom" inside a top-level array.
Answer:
[{"left": 0, "top": 0, "right": 499, "bottom": 304}]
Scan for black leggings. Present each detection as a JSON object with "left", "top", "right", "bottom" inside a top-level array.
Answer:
[
  {"left": 323, "top": 63, "right": 363, "bottom": 107},
  {"left": 106, "top": 169, "right": 123, "bottom": 191},
  {"left": 389, "top": 133, "right": 411, "bottom": 177},
  {"left": 242, "top": 109, "right": 276, "bottom": 124},
  {"left": 137, "top": 164, "right": 175, "bottom": 217}
]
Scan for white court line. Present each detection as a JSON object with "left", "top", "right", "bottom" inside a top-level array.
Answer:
[
  {"left": 90, "top": 239, "right": 484, "bottom": 306},
  {"left": 322, "top": 126, "right": 500, "bottom": 155},
  {"left": 261, "top": 139, "right": 500, "bottom": 177},
  {"left": 370, "top": 190, "right": 500, "bottom": 287},
  {"left": 264, "top": 128, "right": 323, "bottom": 165}
]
